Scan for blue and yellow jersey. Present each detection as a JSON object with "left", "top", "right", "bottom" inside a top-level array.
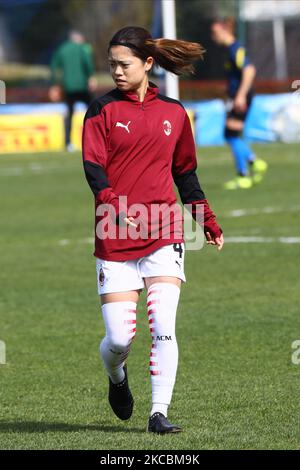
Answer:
[{"left": 224, "top": 40, "right": 252, "bottom": 98}]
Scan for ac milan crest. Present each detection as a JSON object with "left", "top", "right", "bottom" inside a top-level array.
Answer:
[{"left": 99, "top": 267, "right": 105, "bottom": 286}]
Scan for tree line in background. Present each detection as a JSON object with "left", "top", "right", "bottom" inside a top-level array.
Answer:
[
  {"left": 0, "top": 0, "right": 237, "bottom": 79},
  {"left": 1, "top": 0, "right": 299, "bottom": 82}
]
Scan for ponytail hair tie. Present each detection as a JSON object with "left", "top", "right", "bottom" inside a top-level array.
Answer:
[{"left": 109, "top": 40, "right": 140, "bottom": 51}]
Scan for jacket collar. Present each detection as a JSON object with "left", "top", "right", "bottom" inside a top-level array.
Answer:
[{"left": 120, "top": 81, "right": 159, "bottom": 104}]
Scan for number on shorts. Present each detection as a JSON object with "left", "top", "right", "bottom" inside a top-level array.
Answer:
[{"left": 173, "top": 243, "right": 183, "bottom": 258}]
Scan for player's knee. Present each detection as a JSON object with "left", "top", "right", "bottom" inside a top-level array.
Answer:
[
  {"left": 224, "top": 126, "right": 241, "bottom": 139},
  {"left": 101, "top": 334, "right": 133, "bottom": 354}
]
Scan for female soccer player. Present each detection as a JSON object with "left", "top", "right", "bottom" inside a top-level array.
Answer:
[
  {"left": 82, "top": 26, "right": 223, "bottom": 434},
  {"left": 211, "top": 17, "right": 267, "bottom": 189}
]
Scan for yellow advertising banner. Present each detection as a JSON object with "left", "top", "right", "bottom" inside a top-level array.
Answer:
[
  {"left": 0, "top": 109, "right": 195, "bottom": 153},
  {"left": 70, "top": 111, "right": 85, "bottom": 150},
  {"left": 0, "top": 114, "right": 64, "bottom": 153},
  {"left": 186, "top": 109, "right": 195, "bottom": 136},
  {"left": 70, "top": 110, "right": 195, "bottom": 151}
]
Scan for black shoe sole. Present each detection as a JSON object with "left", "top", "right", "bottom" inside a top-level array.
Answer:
[
  {"left": 109, "top": 399, "right": 134, "bottom": 421},
  {"left": 146, "top": 425, "right": 183, "bottom": 434}
]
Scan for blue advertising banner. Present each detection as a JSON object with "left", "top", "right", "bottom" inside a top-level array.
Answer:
[
  {"left": 1, "top": 95, "right": 300, "bottom": 152},
  {"left": 244, "top": 93, "right": 300, "bottom": 143},
  {"left": 184, "top": 92, "right": 300, "bottom": 146},
  {"left": 184, "top": 99, "right": 226, "bottom": 146}
]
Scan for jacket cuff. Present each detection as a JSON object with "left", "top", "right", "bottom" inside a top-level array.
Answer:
[{"left": 96, "top": 187, "right": 127, "bottom": 224}]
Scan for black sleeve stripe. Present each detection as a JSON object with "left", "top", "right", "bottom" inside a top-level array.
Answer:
[
  {"left": 84, "top": 88, "right": 123, "bottom": 122},
  {"left": 173, "top": 169, "right": 206, "bottom": 203},
  {"left": 83, "top": 161, "right": 110, "bottom": 196},
  {"left": 156, "top": 93, "right": 185, "bottom": 109}
]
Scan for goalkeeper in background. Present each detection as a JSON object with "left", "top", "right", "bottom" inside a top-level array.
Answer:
[
  {"left": 49, "top": 30, "right": 96, "bottom": 151},
  {"left": 211, "top": 17, "right": 267, "bottom": 190}
]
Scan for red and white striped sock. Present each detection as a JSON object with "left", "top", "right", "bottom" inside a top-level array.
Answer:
[
  {"left": 147, "top": 283, "right": 180, "bottom": 417},
  {"left": 100, "top": 301, "right": 137, "bottom": 384}
]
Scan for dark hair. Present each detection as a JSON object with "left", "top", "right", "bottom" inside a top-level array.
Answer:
[
  {"left": 212, "top": 16, "right": 236, "bottom": 34},
  {"left": 109, "top": 26, "right": 205, "bottom": 75}
]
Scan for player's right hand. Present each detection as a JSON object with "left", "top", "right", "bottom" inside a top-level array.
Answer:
[
  {"left": 48, "top": 85, "right": 62, "bottom": 102},
  {"left": 124, "top": 216, "right": 138, "bottom": 228},
  {"left": 234, "top": 93, "right": 247, "bottom": 113}
]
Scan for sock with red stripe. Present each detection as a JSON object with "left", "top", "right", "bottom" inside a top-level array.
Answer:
[
  {"left": 100, "top": 301, "right": 137, "bottom": 384},
  {"left": 147, "top": 283, "right": 180, "bottom": 417}
]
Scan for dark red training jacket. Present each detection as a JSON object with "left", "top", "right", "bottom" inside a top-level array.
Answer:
[{"left": 82, "top": 82, "right": 208, "bottom": 261}]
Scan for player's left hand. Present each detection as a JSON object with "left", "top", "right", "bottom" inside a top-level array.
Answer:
[
  {"left": 88, "top": 77, "right": 98, "bottom": 93},
  {"left": 234, "top": 94, "right": 247, "bottom": 113},
  {"left": 48, "top": 85, "right": 62, "bottom": 102},
  {"left": 206, "top": 232, "right": 224, "bottom": 251}
]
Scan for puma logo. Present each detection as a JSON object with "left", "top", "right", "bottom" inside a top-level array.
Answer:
[{"left": 116, "top": 121, "right": 131, "bottom": 133}]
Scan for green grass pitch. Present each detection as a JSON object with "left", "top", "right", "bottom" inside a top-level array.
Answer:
[{"left": 0, "top": 143, "right": 299, "bottom": 450}]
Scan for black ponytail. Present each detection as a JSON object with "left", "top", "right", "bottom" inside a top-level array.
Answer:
[{"left": 109, "top": 26, "right": 205, "bottom": 76}]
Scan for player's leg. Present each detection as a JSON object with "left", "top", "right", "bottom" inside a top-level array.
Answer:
[
  {"left": 225, "top": 118, "right": 267, "bottom": 186},
  {"left": 140, "top": 243, "right": 185, "bottom": 433},
  {"left": 224, "top": 98, "right": 267, "bottom": 188},
  {"left": 80, "top": 91, "right": 92, "bottom": 107},
  {"left": 64, "top": 93, "right": 75, "bottom": 150},
  {"left": 145, "top": 277, "right": 180, "bottom": 408},
  {"left": 226, "top": 118, "right": 254, "bottom": 172},
  {"left": 224, "top": 118, "right": 253, "bottom": 189},
  {"left": 96, "top": 259, "right": 144, "bottom": 420},
  {"left": 100, "top": 290, "right": 140, "bottom": 385},
  {"left": 241, "top": 95, "right": 267, "bottom": 176}
]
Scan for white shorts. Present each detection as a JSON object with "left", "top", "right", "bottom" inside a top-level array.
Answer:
[{"left": 96, "top": 243, "right": 186, "bottom": 295}]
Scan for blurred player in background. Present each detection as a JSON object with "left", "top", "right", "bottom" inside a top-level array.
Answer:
[
  {"left": 211, "top": 17, "right": 268, "bottom": 189},
  {"left": 49, "top": 30, "right": 97, "bottom": 151},
  {"left": 82, "top": 26, "right": 223, "bottom": 434}
]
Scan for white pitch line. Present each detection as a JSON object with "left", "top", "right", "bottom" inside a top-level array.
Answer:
[
  {"left": 278, "top": 237, "right": 300, "bottom": 244},
  {"left": 58, "top": 239, "right": 71, "bottom": 246},
  {"left": 58, "top": 238, "right": 94, "bottom": 246},
  {"left": 0, "top": 164, "right": 70, "bottom": 177},
  {"left": 225, "top": 236, "right": 300, "bottom": 244},
  {"left": 58, "top": 236, "right": 300, "bottom": 246},
  {"left": 225, "top": 206, "right": 300, "bottom": 218},
  {"left": 0, "top": 167, "right": 24, "bottom": 176},
  {"left": 79, "top": 237, "right": 94, "bottom": 244}
]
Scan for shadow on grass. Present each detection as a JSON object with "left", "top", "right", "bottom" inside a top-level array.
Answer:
[{"left": 0, "top": 421, "right": 144, "bottom": 434}]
